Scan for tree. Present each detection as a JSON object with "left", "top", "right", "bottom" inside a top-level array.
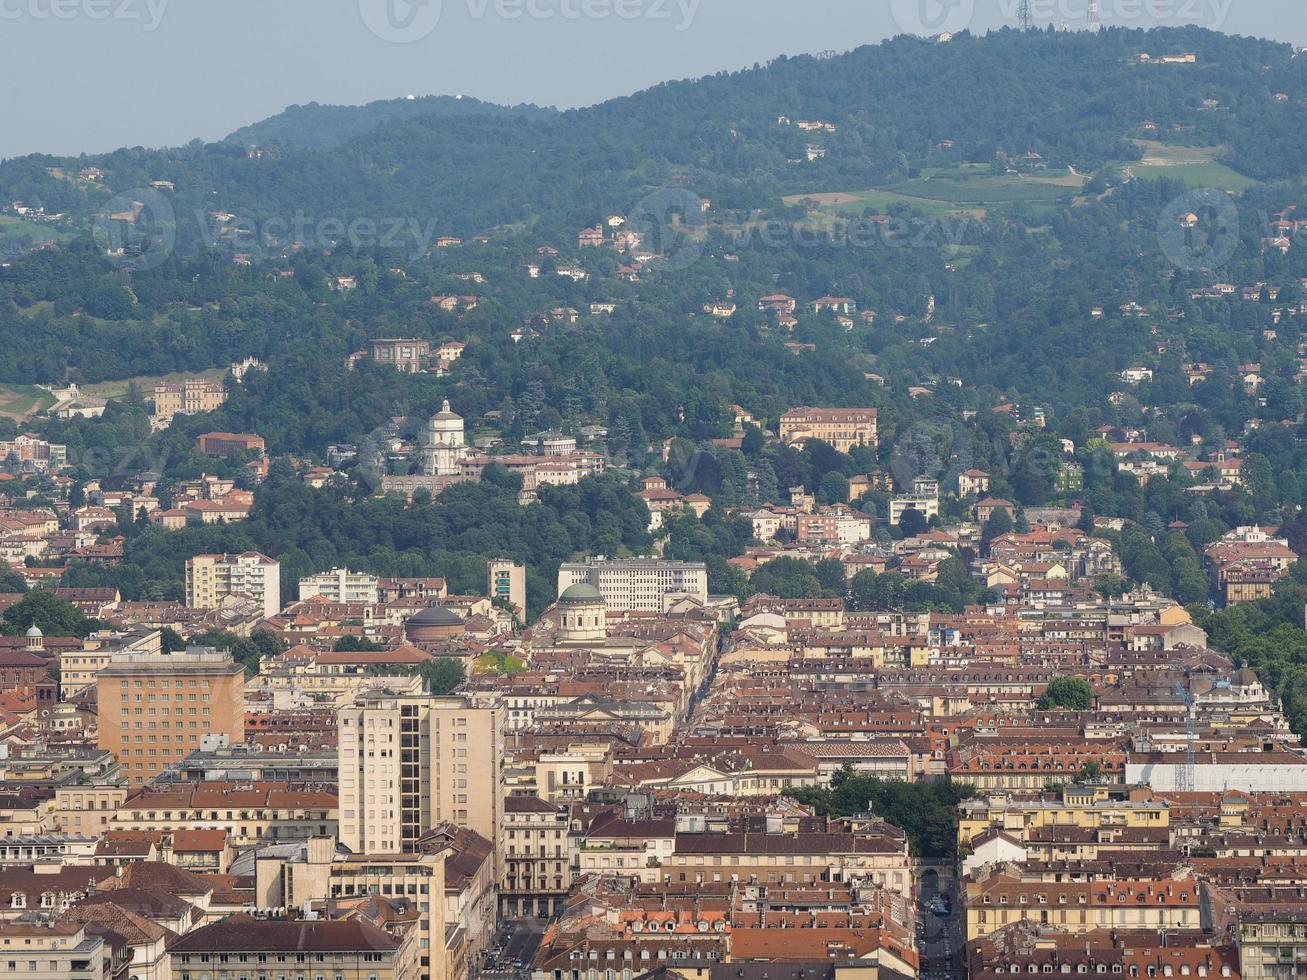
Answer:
[
  {"left": 1094, "top": 573, "right": 1128, "bottom": 598},
  {"left": 418, "top": 657, "right": 465, "bottom": 695},
  {"left": 1038, "top": 676, "right": 1094, "bottom": 711},
  {"left": 814, "top": 558, "right": 848, "bottom": 596},
  {"left": 250, "top": 627, "right": 285, "bottom": 659},
  {"left": 749, "top": 557, "right": 826, "bottom": 599},
  {"left": 188, "top": 629, "right": 260, "bottom": 677},
  {"left": 1, "top": 592, "right": 95, "bottom": 637},
  {"left": 1074, "top": 760, "right": 1103, "bottom": 783},
  {"left": 334, "top": 636, "right": 386, "bottom": 652},
  {"left": 898, "top": 507, "right": 928, "bottom": 538},
  {"left": 0, "top": 567, "right": 27, "bottom": 594},
  {"left": 980, "top": 508, "right": 1013, "bottom": 555},
  {"left": 159, "top": 627, "right": 187, "bottom": 653},
  {"left": 817, "top": 471, "right": 850, "bottom": 506},
  {"left": 785, "top": 766, "right": 976, "bottom": 860}
]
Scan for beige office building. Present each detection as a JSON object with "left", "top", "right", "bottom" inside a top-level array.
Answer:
[
  {"left": 96, "top": 646, "right": 246, "bottom": 785},
  {"left": 185, "top": 551, "right": 282, "bottom": 619},
  {"left": 338, "top": 692, "right": 505, "bottom": 855}
]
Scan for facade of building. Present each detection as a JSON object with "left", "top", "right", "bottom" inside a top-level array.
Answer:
[
  {"left": 370, "top": 338, "right": 432, "bottom": 373},
  {"left": 337, "top": 692, "right": 505, "bottom": 854},
  {"left": 169, "top": 917, "right": 406, "bottom": 980},
  {"left": 556, "top": 558, "right": 708, "bottom": 612},
  {"left": 195, "top": 431, "right": 266, "bottom": 455},
  {"left": 501, "top": 796, "right": 572, "bottom": 917},
  {"left": 488, "top": 559, "right": 526, "bottom": 621},
  {"left": 0, "top": 922, "right": 109, "bottom": 980},
  {"left": 152, "top": 379, "right": 227, "bottom": 421},
  {"left": 298, "top": 567, "right": 381, "bottom": 604},
  {"left": 185, "top": 552, "right": 282, "bottom": 620},
  {"left": 779, "top": 407, "right": 879, "bottom": 453},
  {"left": 423, "top": 401, "right": 473, "bottom": 477},
  {"left": 95, "top": 646, "right": 246, "bottom": 785}
]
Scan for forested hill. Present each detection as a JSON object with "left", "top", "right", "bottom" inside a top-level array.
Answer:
[
  {"left": 3, "top": 25, "right": 1306, "bottom": 244},
  {"left": 224, "top": 95, "right": 554, "bottom": 152}
]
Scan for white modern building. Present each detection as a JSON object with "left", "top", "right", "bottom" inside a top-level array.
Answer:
[
  {"left": 184, "top": 552, "right": 281, "bottom": 620},
  {"left": 297, "top": 567, "right": 381, "bottom": 604},
  {"left": 557, "top": 557, "right": 708, "bottom": 612}
]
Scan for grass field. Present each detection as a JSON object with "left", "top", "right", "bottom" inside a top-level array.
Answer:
[
  {"left": 785, "top": 164, "right": 1085, "bottom": 219},
  {"left": 0, "top": 215, "right": 75, "bottom": 251},
  {"left": 0, "top": 384, "right": 56, "bottom": 421},
  {"left": 1125, "top": 140, "right": 1258, "bottom": 191},
  {"left": 80, "top": 367, "right": 228, "bottom": 402}
]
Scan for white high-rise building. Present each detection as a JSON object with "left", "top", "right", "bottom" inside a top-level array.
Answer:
[{"left": 184, "top": 552, "right": 281, "bottom": 619}]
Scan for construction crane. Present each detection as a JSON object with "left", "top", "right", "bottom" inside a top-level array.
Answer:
[{"left": 1174, "top": 681, "right": 1197, "bottom": 793}]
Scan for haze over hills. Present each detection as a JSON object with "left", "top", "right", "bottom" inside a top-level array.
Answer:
[
  {"left": 8, "top": 21, "right": 1307, "bottom": 743},
  {"left": 3, "top": 25, "right": 1306, "bottom": 251}
]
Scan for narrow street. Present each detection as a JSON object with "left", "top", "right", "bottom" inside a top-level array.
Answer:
[{"left": 918, "top": 874, "right": 964, "bottom": 980}]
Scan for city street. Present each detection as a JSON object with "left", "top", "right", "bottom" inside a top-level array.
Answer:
[
  {"left": 480, "top": 921, "right": 545, "bottom": 980},
  {"left": 918, "top": 875, "right": 964, "bottom": 980}
]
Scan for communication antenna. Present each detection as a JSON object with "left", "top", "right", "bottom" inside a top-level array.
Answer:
[
  {"left": 1018, "top": 0, "right": 1034, "bottom": 32},
  {"left": 1087, "top": 0, "right": 1102, "bottom": 31}
]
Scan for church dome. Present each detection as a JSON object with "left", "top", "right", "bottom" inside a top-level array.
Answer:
[
  {"left": 558, "top": 583, "right": 604, "bottom": 604},
  {"left": 407, "top": 605, "right": 462, "bottom": 626}
]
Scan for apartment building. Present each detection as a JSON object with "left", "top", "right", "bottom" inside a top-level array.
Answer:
[
  {"left": 298, "top": 567, "right": 381, "bottom": 604},
  {"left": 501, "top": 796, "right": 572, "bottom": 917},
  {"left": 556, "top": 558, "right": 708, "bottom": 612},
  {"left": 337, "top": 691, "right": 505, "bottom": 854},
  {"left": 111, "top": 780, "right": 336, "bottom": 845},
  {"left": 488, "top": 559, "right": 526, "bottom": 620},
  {"left": 779, "top": 407, "right": 879, "bottom": 453},
  {"left": 964, "top": 875, "right": 1201, "bottom": 941},
  {"left": 53, "top": 785, "right": 128, "bottom": 836},
  {"left": 0, "top": 922, "right": 112, "bottom": 980},
  {"left": 60, "top": 628, "right": 161, "bottom": 698},
  {"left": 257, "top": 839, "right": 448, "bottom": 980},
  {"left": 185, "top": 551, "right": 282, "bottom": 620},
  {"left": 96, "top": 646, "right": 246, "bottom": 785},
  {"left": 169, "top": 917, "right": 406, "bottom": 980},
  {"left": 659, "top": 818, "right": 913, "bottom": 900},
  {"left": 1236, "top": 910, "right": 1307, "bottom": 980}
]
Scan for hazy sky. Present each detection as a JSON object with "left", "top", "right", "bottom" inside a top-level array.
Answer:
[{"left": 2, "top": 0, "right": 1305, "bottom": 159}]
